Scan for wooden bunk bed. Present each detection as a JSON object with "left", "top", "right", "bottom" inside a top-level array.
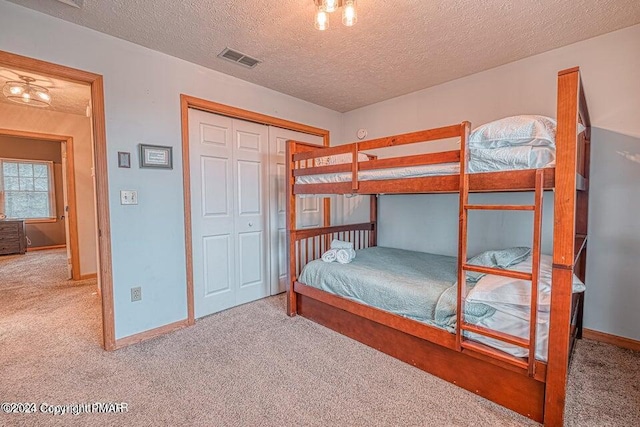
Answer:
[{"left": 285, "top": 67, "right": 590, "bottom": 426}]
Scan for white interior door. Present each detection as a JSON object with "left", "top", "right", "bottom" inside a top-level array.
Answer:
[
  {"left": 189, "top": 110, "right": 235, "bottom": 317},
  {"left": 60, "top": 142, "right": 72, "bottom": 280},
  {"left": 189, "top": 109, "right": 269, "bottom": 318},
  {"left": 268, "top": 127, "right": 323, "bottom": 295},
  {"left": 233, "top": 120, "right": 270, "bottom": 305}
]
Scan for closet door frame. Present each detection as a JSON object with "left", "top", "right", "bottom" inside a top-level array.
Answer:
[{"left": 180, "top": 95, "right": 330, "bottom": 324}]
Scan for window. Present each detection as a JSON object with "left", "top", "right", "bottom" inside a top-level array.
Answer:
[{"left": 0, "top": 158, "right": 56, "bottom": 221}]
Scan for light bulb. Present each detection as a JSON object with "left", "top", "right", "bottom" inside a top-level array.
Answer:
[
  {"left": 37, "top": 91, "right": 51, "bottom": 101},
  {"left": 22, "top": 92, "right": 31, "bottom": 102},
  {"left": 315, "top": 7, "right": 329, "bottom": 30},
  {"left": 342, "top": 0, "right": 357, "bottom": 26},
  {"left": 323, "top": 0, "right": 338, "bottom": 13},
  {"left": 10, "top": 85, "right": 23, "bottom": 95}
]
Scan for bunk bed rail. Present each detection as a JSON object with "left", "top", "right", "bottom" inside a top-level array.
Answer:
[
  {"left": 291, "top": 123, "right": 469, "bottom": 194},
  {"left": 290, "top": 222, "right": 375, "bottom": 279}
]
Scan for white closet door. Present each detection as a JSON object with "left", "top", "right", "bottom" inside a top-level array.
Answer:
[
  {"left": 233, "top": 120, "right": 270, "bottom": 305},
  {"left": 189, "top": 110, "right": 270, "bottom": 317},
  {"left": 268, "top": 127, "right": 324, "bottom": 295},
  {"left": 189, "top": 109, "right": 236, "bottom": 317}
]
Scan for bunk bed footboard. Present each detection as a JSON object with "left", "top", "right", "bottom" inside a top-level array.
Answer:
[
  {"left": 290, "top": 222, "right": 376, "bottom": 278},
  {"left": 286, "top": 221, "right": 376, "bottom": 315}
]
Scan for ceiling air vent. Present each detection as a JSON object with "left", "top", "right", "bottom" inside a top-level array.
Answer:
[{"left": 217, "top": 48, "right": 261, "bottom": 69}]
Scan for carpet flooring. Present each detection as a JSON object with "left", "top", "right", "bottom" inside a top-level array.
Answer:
[{"left": 1, "top": 249, "right": 638, "bottom": 426}]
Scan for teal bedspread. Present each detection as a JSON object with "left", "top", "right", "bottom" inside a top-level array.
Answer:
[{"left": 299, "top": 246, "right": 530, "bottom": 331}]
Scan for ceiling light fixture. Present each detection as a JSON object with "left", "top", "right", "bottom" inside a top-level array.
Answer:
[
  {"left": 314, "top": 0, "right": 358, "bottom": 31},
  {"left": 3, "top": 76, "right": 52, "bottom": 108}
]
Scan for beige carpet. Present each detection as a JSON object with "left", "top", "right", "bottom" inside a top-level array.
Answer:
[{"left": 1, "top": 250, "right": 638, "bottom": 426}]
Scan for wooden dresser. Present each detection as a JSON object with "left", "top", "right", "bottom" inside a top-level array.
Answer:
[{"left": 0, "top": 220, "right": 27, "bottom": 255}]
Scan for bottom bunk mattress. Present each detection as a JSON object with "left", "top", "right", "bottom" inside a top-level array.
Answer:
[{"left": 298, "top": 246, "right": 584, "bottom": 362}]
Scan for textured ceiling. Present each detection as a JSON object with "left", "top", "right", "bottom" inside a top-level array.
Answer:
[
  {"left": 0, "top": 66, "right": 91, "bottom": 116},
  {"left": 6, "top": 0, "right": 640, "bottom": 112}
]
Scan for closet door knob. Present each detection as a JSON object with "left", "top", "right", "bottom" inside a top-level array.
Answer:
[{"left": 248, "top": 222, "right": 253, "bottom": 227}]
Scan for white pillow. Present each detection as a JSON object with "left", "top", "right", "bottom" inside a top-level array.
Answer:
[
  {"left": 469, "top": 115, "right": 558, "bottom": 149},
  {"left": 466, "top": 254, "right": 585, "bottom": 315},
  {"left": 314, "top": 152, "right": 370, "bottom": 166}
]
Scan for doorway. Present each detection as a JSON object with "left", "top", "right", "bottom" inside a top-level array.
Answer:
[
  {"left": 180, "top": 95, "right": 330, "bottom": 321},
  {"left": 0, "top": 129, "right": 82, "bottom": 279},
  {"left": 0, "top": 50, "right": 115, "bottom": 350}
]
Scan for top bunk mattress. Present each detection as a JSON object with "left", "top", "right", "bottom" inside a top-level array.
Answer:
[{"left": 295, "top": 145, "right": 555, "bottom": 185}]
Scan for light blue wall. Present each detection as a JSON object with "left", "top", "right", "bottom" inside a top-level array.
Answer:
[
  {"left": 377, "top": 192, "right": 555, "bottom": 257},
  {"left": 0, "top": 1, "right": 343, "bottom": 339},
  {"left": 586, "top": 129, "right": 640, "bottom": 340}
]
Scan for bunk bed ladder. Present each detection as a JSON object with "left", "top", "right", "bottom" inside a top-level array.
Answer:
[{"left": 457, "top": 169, "right": 545, "bottom": 376}]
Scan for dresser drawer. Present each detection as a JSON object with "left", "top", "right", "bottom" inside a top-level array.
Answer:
[
  {"left": 0, "top": 228, "right": 18, "bottom": 239},
  {"left": 0, "top": 222, "right": 19, "bottom": 235},
  {"left": 0, "top": 220, "right": 26, "bottom": 255}
]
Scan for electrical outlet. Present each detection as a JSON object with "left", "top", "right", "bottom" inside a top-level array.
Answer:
[{"left": 131, "top": 286, "right": 142, "bottom": 302}]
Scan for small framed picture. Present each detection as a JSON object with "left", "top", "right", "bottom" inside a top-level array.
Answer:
[
  {"left": 117, "top": 152, "right": 131, "bottom": 168},
  {"left": 139, "top": 144, "right": 173, "bottom": 169}
]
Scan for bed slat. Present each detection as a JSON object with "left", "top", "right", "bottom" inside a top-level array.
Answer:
[
  {"left": 465, "top": 204, "right": 535, "bottom": 211},
  {"left": 462, "top": 264, "right": 533, "bottom": 281},
  {"left": 462, "top": 323, "right": 529, "bottom": 348},
  {"left": 461, "top": 340, "right": 529, "bottom": 370}
]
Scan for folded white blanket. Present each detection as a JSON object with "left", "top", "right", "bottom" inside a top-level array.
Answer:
[
  {"left": 331, "top": 239, "right": 353, "bottom": 250},
  {"left": 336, "top": 248, "right": 356, "bottom": 264},
  {"left": 321, "top": 249, "right": 337, "bottom": 263}
]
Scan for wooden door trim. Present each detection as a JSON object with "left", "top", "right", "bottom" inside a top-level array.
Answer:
[
  {"left": 180, "top": 94, "right": 330, "bottom": 324},
  {"left": 0, "top": 50, "right": 115, "bottom": 351},
  {"left": 0, "top": 129, "right": 81, "bottom": 280}
]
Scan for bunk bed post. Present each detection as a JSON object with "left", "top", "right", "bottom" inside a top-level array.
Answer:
[
  {"left": 286, "top": 140, "right": 298, "bottom": 316},
  {"left": 323, "top": 198, "right": 331, "bottom": 251},
  {"left": 544, "top": 67, "right": 583, "bottom": 426},
  {"left": 369, "top": 195, "right": 377, "bottom": 247}
]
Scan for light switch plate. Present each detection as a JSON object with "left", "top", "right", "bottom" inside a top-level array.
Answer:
[{"left": 120, "top": 190, "right": 138, "bottom": 205}]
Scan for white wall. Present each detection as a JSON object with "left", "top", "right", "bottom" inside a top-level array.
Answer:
[
  {"left": 341, "top": 24, "right": 640, "bottom": 341},
  {"left": 0, "top": 1, "right": 343, "bottom": 340},
  {"left": 0, "top": 103, "right": 97, "bottom": 275}
]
